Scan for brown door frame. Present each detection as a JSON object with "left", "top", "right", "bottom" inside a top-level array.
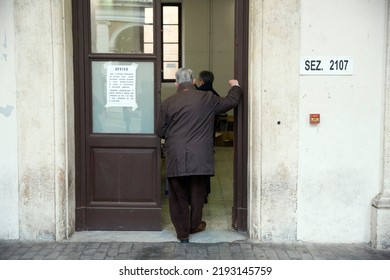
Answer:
[
  {"left": 233, "top": 0, "right": 248, "bottom": 232},
  {"left": 72, "top": 0, "right": 248, "bottom": 232},
  {"left": 72, "top": 0, "right": 86, "bottom": 229}
]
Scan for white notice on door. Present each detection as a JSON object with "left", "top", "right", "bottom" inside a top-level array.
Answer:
[{"left": 105, "top": 64, "right": 138, "bottom": 110}]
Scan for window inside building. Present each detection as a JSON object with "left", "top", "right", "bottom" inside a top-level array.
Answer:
[{"left": 162, "top": 3, "right": 181, "bottom": 81}]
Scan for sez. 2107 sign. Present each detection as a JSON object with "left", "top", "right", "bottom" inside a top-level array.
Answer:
[{"left": 300, "top": 56, "right": 353, "bottom": 75}]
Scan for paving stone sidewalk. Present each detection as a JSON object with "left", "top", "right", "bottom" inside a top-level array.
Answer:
[{"left": 1, "top": 240, "right": 390, "bottom": 260}]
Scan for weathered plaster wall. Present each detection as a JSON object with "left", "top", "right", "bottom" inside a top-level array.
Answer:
[
  {"left": 371, "top": 0, "right": 390, "bottom": 250},
  {"left": 248, "top": 0, "right": 263, "bottom": 241},
  {"left": 15, "top": 0, "right": 56, "bottom": 240},
  {"left": 249, "top": 0, "right": 388, "bottom": 244},
  {"left": 64, "top": 0, "right": 76, "bottom": 240},
  {"left": 248, "top": 0, "right": 301, "bottom": 242},
  {"left": 297, "top": 0, "right": 386, "bottom": 243},
  {"left": 0, "top": 0, "right": 19, "bottom": 239},
  {"left": 0, "top": 0, "right": 74, "bottom": 240}
]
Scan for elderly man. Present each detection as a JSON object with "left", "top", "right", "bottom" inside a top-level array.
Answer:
[{"left": 157, "top": 68, "right": 242, "bottom": 243}]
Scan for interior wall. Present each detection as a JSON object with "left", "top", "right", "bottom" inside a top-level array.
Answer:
[
  {"left": 161, "top": 0, "right": 235, "bottom": 109},
  {"left": 297, "top": 0, "right": 386, "bottom": 243}
]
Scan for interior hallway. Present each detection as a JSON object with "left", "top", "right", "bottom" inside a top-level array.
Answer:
[
  {"left": 161, "top": 146, "right": 247, "bottom": 240},
  {"left": 69, "top": 147, "right": 248, "bottom": 243}
]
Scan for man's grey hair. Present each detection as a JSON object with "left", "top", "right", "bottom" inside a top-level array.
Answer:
[{"left": 175, "top": 68, "right": 193, "bottom": 84}]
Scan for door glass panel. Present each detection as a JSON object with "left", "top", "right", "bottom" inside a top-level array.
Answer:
[
  {"left": 90, "top": 0, "right": 154, "bottom": 54},
  {"left": 92, "top": 61, "right": 154, "bottom": 134}
]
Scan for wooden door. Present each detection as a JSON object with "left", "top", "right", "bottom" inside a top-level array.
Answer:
[{"left": 73, "top": 0, "right": 162, "bottom": 230}]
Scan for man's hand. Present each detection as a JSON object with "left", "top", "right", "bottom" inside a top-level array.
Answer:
[{"left": 229, "top": 79, "right": 240, "bottom": 87}]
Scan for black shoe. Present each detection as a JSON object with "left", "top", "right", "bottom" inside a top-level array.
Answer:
[{"left": 179, "top": 238, "right": 189, "bottom": 243}]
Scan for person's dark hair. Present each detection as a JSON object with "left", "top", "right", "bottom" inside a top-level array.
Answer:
[{"left": 199, "top": 70, "right": 214, "bottom": 86}]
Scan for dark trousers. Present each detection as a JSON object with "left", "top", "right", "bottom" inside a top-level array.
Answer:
[{"left": 168, "top": 175, "right": 208, "bottom": 239}]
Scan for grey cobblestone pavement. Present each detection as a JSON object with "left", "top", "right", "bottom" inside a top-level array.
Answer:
[{"left": 1, "top": 240, "right": 390, "bottom": 260}]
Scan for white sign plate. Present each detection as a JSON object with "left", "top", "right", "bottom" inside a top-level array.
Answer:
[{"left": 300, "top": 56, "right": 353, "bottom": 76}]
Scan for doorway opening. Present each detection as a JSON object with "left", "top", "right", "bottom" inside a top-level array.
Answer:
[
  {"left": 161, "top": 146, "right": 238, "bottom": 238},
  {"left": 71, "top": 0, "right": 248, "bottom": 242},
  {"left": 159, "top": 0, "right": 248, "bottom": 241}
]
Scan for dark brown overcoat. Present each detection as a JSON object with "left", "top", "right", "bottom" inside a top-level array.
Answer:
[{"left": 157, "top": 82, "right": 242, "bottom": 177}]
